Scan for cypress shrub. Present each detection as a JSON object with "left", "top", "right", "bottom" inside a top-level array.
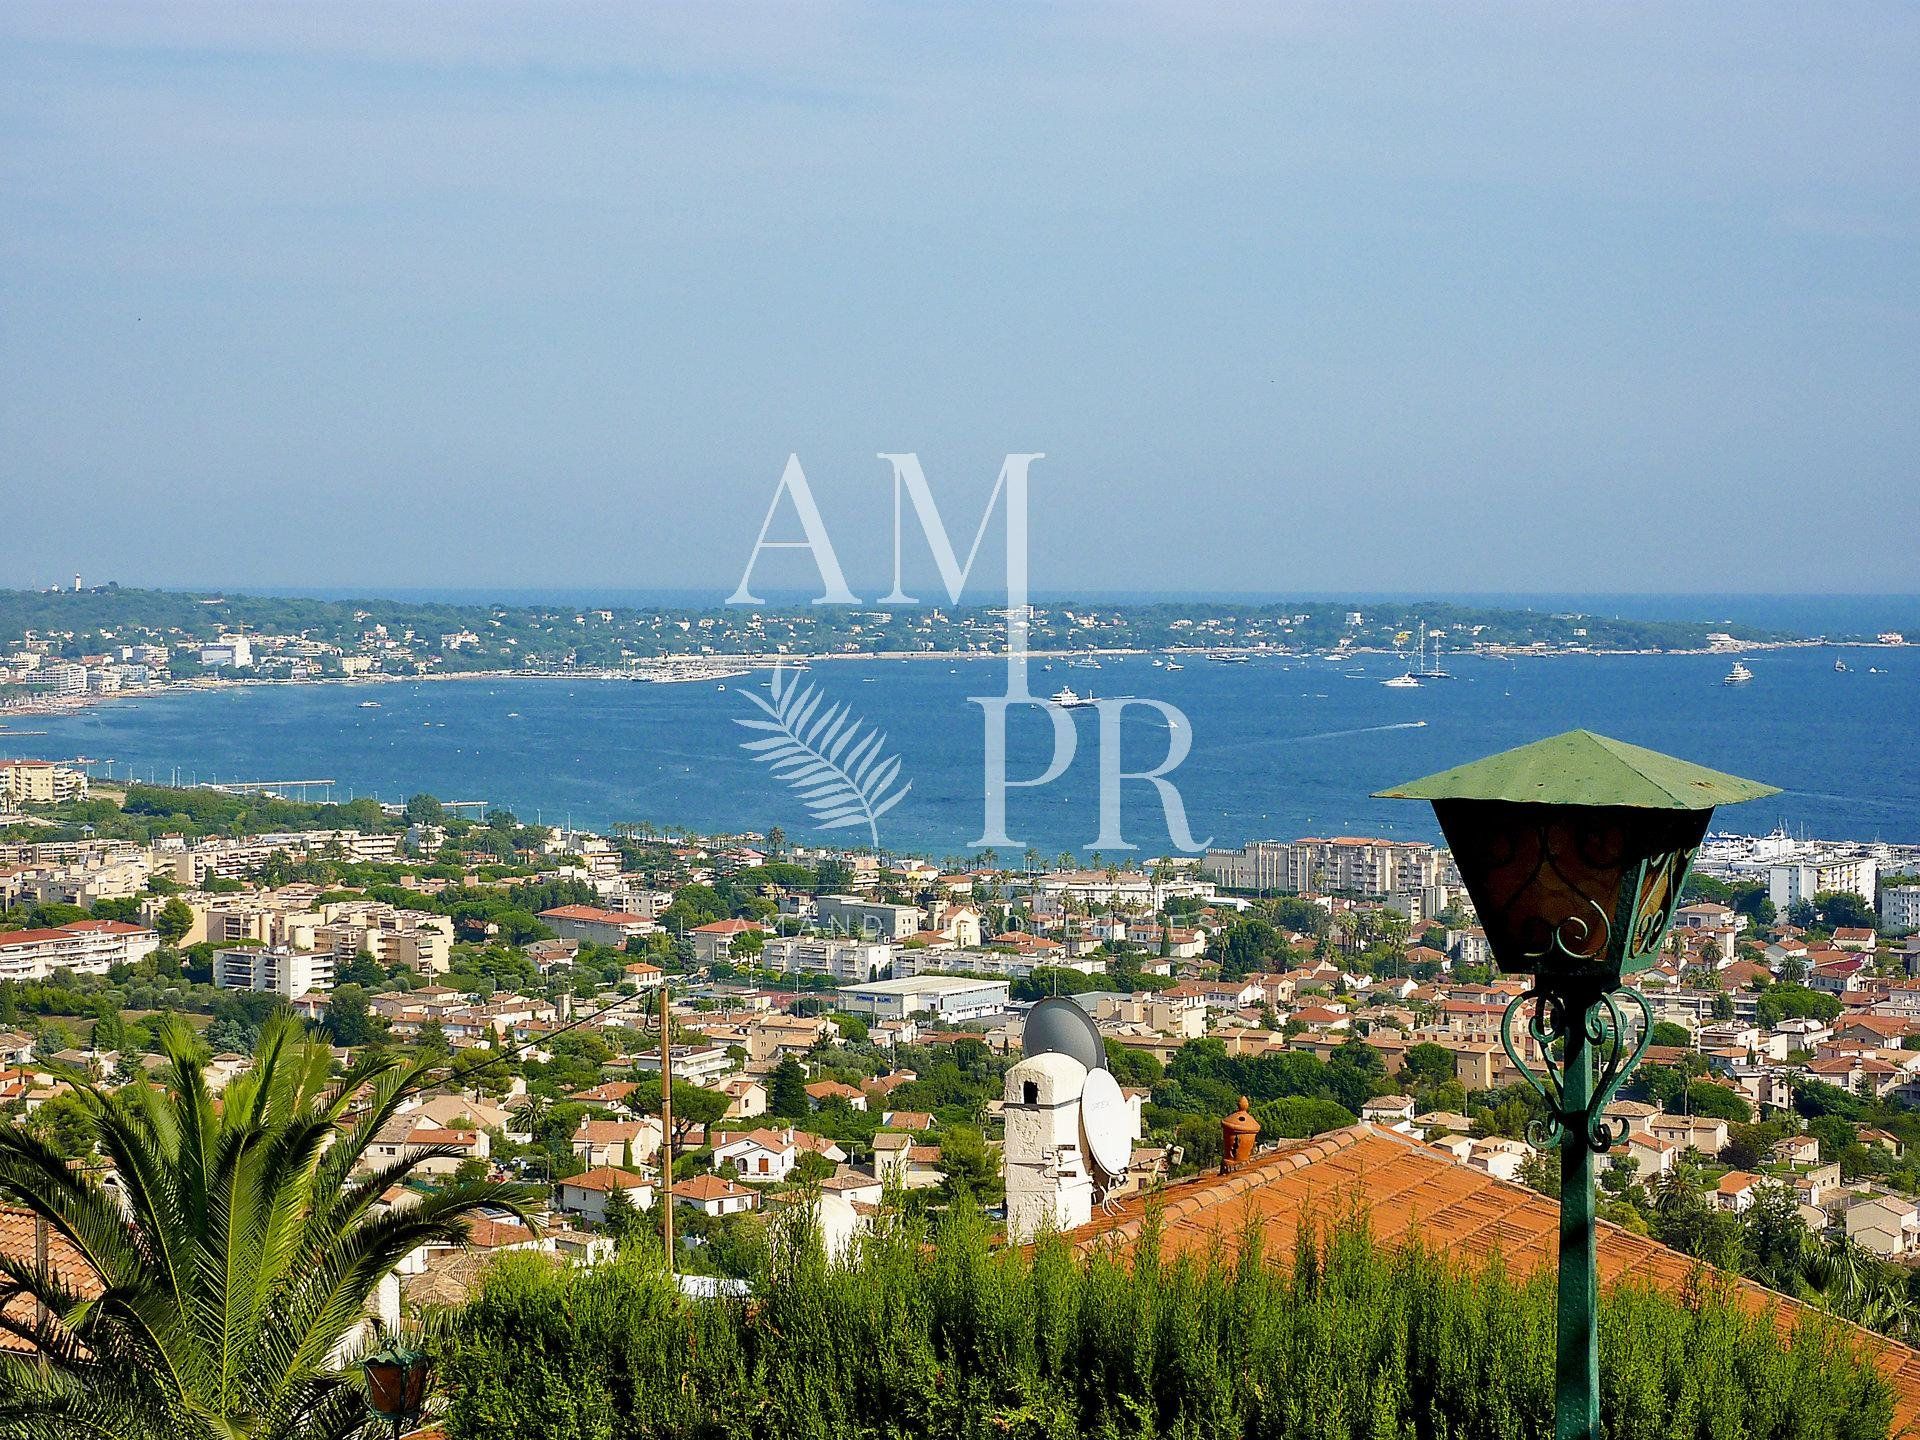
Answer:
[{"left": 433, "top": 1205, "right": 1896, "bottom": 1440}]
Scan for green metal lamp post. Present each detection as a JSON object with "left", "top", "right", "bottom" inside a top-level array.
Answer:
[
  {"left": 362, "top": 1337, "right": 431, "bottom": 1440},
  {"left": 1377, "top": 730, "right": 1777, "bottom": 1440}
]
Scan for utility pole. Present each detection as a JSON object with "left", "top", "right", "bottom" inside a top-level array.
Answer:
[{"left": 659, "top": 984, "right": 673, "bottom": 1276}]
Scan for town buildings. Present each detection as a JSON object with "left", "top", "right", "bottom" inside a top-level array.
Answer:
[
  {"left": 1200, "top": 836, "right": 1438, "bottom": 897},
  {"left": 0, "top": 919, "right": 158, "bottom": 981}
]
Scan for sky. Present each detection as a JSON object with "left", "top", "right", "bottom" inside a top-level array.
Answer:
[{"left": 1, "top": 4, "right": 1916, "bottom": 600}]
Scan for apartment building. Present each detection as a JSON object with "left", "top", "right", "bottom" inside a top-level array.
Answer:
[
  {"left": 1201, "top": 837, "right": 1438, "bottom": 896},
  {"left": 313, "top": 902, "right": 454, "bottom": 975},
  {"left": 1880, "top": 882, "right": 1920, "bottom": 936},
  {"left": 203, "top": 895, "right": 326, "bottom": 949},
  {"left": 0, "top": 759, "right": 89, "bottom": 806},
  {"left": 149, "top": 830, "right": 402, "bottom": 885},
  {"left": 10, "top": 854, "right": 150, "bottom": 908},
  {"left": 687, "top": 917, "right": 771, "bottom": 965},
  {"left": 537, "top": 904, "right": 662, "bottom": 948},
  {"left": 0, "top": 920, "right": 159, "bottom": 981},
  {"left": 1769, "top": 852, "right": 1879, "bottom": 910},
  {"left": 760, "top": 935, "right": 892, "bottom": 983},
  {"left": 814, "top": 894, "right": 924, "bottom": 941},
  {"left": 212, "top": 945, "right": 336, "bottom": 999}
]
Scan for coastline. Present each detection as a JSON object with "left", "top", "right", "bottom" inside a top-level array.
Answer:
[{"left": 1, "top": 633, "right": 1907, "bottom": 727}]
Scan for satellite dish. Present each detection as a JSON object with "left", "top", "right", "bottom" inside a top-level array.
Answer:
[
  {"left": 1023, "top": 996, "right": 1106, "bottom": 1072},
  {"left": 1079, "top": 1067, "right": 1132, "bottom": 1178}
]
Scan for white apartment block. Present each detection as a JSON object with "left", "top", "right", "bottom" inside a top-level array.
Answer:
[
  {"left": 1201, "top": 837, "right": 1438, "bottom": 897},
  {"left": 0, "top": 920, "right": 159, "bottom": 981},
  {"left": 149, "top": 830, "right": 401, "bottom": 884},
  {"left": 760, "top": 935, "right": 893, "bottom": 983},
  {"left": 213, "top": 946, "right": 336, "bottom": 999},
  {"left": 1880, "top": 883, "right": 1920, "bottom": 936},
  {"left": 16, "top": 855, "right": 150, "bottom": 908},
  {"left": 198, "top": 636, "right": 253, "bottom": 668},
  {"left": 1031, "top": 870, "right": 1159, "bottom": 908},
  {"left": 30, "top": 663, "right": 87, "bottom": 697},
  {"left": 1769, "top": 853, "right": 1878, "bottom": 911},
  {"left": 815, "top": 894, "right": 924, "bottom": 941}
]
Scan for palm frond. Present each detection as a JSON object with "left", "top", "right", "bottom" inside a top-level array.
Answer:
[{"left": 736, "top": 663, "right": 911, "bottom": 847}]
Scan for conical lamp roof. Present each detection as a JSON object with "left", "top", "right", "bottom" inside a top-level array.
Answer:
[{"left": 1374, "top": 730, "right": 1778, "bottom": 812}]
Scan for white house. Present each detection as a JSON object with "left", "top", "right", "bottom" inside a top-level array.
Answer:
[
  {"left": 713, "top": 1127, "right": 799, "bottom": 1181},
  {"left": 1847, "top": 1192, "right": 1920, "bottom": 1258},
  {"left": 671, "top": 1174, "right": 758, "bottom": 1215},
  {"left": 555, "top": 1166, "right": 654, "bottom": 1224}
]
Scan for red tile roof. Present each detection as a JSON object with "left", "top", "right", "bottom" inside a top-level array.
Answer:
[
  {"left": 559, "top": 1166, "right": 652, "bottom": 1194},
  {"left": 1063, "top": 1125, "right": 1920, "bottom": 1433},
  {"left": 0, "top": 1204, "right": 99, "bottom": 1353}
]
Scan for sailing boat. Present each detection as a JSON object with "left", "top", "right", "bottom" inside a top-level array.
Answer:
[
  {"left": 1382, "top": 627, "right": 1422, "bottom": 687},
  {"left": 1412, "top": 623, "right": 1453, "bottom": 680},
  {"left": 1723, "top": 660, "right": 1754, "bottom": 686}
]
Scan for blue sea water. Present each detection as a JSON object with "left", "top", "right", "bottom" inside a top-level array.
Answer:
[{"left": 5, "top": 646, "right": 1918, "bottom": 856}]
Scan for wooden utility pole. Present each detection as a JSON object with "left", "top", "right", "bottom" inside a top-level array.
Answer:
[{"left": 659, "top": 985, "right": 673, "bottom": 1275}]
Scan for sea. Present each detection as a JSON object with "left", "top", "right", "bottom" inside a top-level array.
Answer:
[{"left": 5, "top": 643, "right": 1918, "bottom": 858}]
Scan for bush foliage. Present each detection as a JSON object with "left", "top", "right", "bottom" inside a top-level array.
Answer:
[{"left": 434, "top": 1204, "right": 1893, "bottom": 1440}]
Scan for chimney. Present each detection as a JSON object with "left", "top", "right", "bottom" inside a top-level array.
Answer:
[{"left": 1221, "top": 1095, "right": 1259, "bottom": 1173}]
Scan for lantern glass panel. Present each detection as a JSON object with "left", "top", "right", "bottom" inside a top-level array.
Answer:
[{"left": 1432, "top": 800, "right": 1710, "bottom": 985}]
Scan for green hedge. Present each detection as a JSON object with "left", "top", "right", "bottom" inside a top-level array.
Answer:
[{"left": 434, "top": 1206, "right": 1894, "bottom": 1440}]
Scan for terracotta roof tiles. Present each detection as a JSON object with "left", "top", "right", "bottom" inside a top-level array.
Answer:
[{"left": 1063, "top": 1124, "right": 1920, "bottom": 1433}]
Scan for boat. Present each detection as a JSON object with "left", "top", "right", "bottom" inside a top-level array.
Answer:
[
  {"left": 358, "top": 700, "right": 381, "bottom": 708},
  {"left": 1381, "top": 672, "right": 1422, "bottom": 689},
  {"left": 1207, "top": 653, "right": 1249, "bottom": 664},
  {"left": 1049, "top": 686, "right": 1098, "bottom": 709},
  {"left": 1412, "top": 623, "right": 1453, "bottom": 680},
  {"left": 1163, "top": 660, "right": 1183, "bottom": 671},
  {"left": 1724, "top": 661, "right": 1754, "bottom": 686},
  {"left": 1068, "top": 657, "right": 1102, "bottom": 670},
  {"left": 1834, "top": 659, "right": 1849, "bottom": 672}
]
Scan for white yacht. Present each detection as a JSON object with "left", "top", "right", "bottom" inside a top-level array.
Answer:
[
  {"left": 1381, "top": 671, "right": 1422, "bottom": 689},
  {"left": 1050, "top": 686, "right": 1098, "bottom": 709},
  {"left": 1724, "top": 661, "right": 1754, "bottom": 686}
]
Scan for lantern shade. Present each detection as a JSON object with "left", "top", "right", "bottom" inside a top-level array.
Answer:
[
  {"left": 1373, "top": 730, "right": 1779, "bottom": 811},
  {"left": 1377, "top": 732, "right": 1778, "bottom": 985},
  {"left": 363, "top": 1343, "right": 429, "bottom": 1423}
]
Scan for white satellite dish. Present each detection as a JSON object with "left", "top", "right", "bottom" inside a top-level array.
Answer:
[{"left": 1078, "top": 1067, "right": 1133, "bottom": 1179}]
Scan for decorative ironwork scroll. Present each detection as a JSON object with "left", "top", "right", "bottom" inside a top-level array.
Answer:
[{"left": 1499, "top": 984, "right": 1654, "bottom": 1152}]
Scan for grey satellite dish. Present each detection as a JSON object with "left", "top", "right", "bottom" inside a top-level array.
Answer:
[
  {"left": 1024, "top": 996, "right": 1106, "bottom": 1072},
  {"left": 1078, "top": 1067, "right": 1133, "bottom": 1178}
]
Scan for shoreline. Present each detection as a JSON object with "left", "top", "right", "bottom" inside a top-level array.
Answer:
[{"left": 0, "top": 634, "right": 1908, "bottom": 728}]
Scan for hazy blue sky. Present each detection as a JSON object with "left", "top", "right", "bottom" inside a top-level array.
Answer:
[{"left": 2, "top": 4, "right": 1915, "bottom": 598}]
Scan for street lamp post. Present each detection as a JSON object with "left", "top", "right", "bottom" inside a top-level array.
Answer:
[
  {"left": 1377, "top": 730, "right": 1776, "bottom": 1440},
  {"left": 362, "top": 1337, "right": 431, "bottom": 1440}
]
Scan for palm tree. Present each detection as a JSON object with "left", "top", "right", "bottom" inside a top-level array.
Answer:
[
  {"left": 0, "top": 1015, "right": 533, "bottom": 1439},
  {"left": 510, "top": 1091, "right": 554, "bottom": 1140}
]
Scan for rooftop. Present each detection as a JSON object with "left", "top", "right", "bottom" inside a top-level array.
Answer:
[{"left": 1061, "top": 1124, "right": 1920, "bottom": 1432}]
